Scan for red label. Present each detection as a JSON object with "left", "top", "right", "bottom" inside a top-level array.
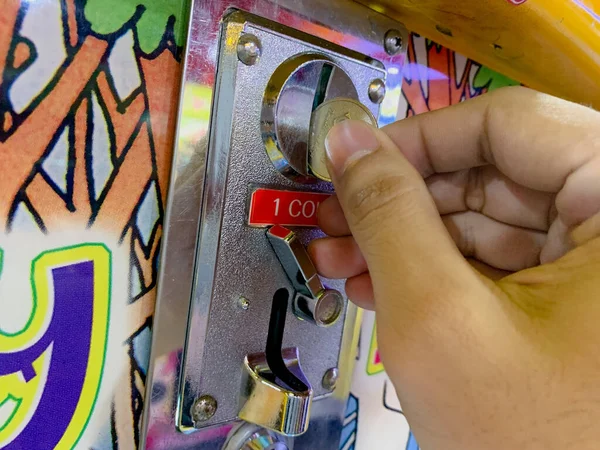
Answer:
[{"left": 248, "top": 188, "right": 331, "bottom": 227}]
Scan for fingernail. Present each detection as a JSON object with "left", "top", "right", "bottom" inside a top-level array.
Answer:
[{"left": 325, "top": 120, "right": 379, "bottom": 178}]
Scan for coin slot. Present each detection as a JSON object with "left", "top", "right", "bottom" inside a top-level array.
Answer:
[
  {"left": 312, "top": 62, "right": 333, "bottom": 111},
  {"left": 261, "top": 55, "right": 358, "bottom": 184}
]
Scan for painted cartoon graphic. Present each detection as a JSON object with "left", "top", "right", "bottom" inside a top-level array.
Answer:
[
  {"left": 0, "top": 0, "right": 186, "bottom": 447},
  {"left": 366, "top": 324, "right": 384, "bottom": 376},
  {"left": 0, "top": 245, "right": 111, "bottom": 449},
  {"left": 340, "top": 394, "right": 359, "bottom": 450},
  {"left": 400, "top": 36, "right": 518, "bottom": 116}
]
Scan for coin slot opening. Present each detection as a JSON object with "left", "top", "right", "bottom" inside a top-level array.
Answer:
[
  {"left": 261, "top": 55, "right": 358, "bottom": 184},
  {"left": 312, "top": 63, "right": 334, "bottom": 111}
]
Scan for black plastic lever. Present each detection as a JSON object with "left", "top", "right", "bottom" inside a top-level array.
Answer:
[{"left": 264, "top": 288, "right": 309, "bottom": 392}]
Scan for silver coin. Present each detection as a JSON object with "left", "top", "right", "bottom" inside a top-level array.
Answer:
[{"left": 309, "top": 98, "right": 377, "bottom": 181}]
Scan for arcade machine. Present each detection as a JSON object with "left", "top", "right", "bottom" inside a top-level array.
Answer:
[{"left": 0, "top": 0, "right": 598, "bottom": 449}]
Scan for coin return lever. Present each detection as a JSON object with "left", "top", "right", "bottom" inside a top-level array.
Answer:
[
  {"left": 240, "top": 226, "right": 343, "bottom": 435},
  {"left": 267, "top": 226, "right": 344, "bottom": 327}
]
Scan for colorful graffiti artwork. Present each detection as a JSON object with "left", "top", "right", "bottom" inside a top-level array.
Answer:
[
  {"left": 0, "top": 0, "right": 186, "bottom": 447},
  {"left": 0, "top": 244, "right": 111, "bottom": 449}
]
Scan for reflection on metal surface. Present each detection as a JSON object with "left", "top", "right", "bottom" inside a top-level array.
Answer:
[
  {"left": 223, "top": 422, "right": 289, "bottom": 450},
  {"left": 267, "top": 225, "right": 344, "bottom": 327},
  {"left": 266, "top": 225, "right": 323, "bottom": 299},
  {"left": 141, "top": 0, "right": 407, "bottom": 448},
  {"left": 322, "top": 367, "right": 340, "bottom": 391},
  {"left": 368, "top": 78, "right": 387, "bottom": 104},
  {"left": 295, "top": 290, "right": 345, "bottom": 327},
  {"left": 191, "top": 395, "right": 218, "bottom": 424},
  {"left": 177, "top": 10, "right": 365, "bottom": 432},
  {"left": 237, "top": 296, "right": 251, "bottom": 310},
  {"left": 239, "top": 348, "right": 312, "bottom": 436}
]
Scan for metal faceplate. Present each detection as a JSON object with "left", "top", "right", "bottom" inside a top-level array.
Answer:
[
  {"left": 142, "top": 1, "right": 408, "bottom": 449},
  {"left": 179, "top": 10, "right": 385, "bottom": 430}
]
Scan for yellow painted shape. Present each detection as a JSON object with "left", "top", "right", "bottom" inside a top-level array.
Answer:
[
  {"left": 366, "top": 323, "right": 385, "bottom": 376},
  {"left": 51, "top": 245, "right": 111, "bottom": 450},
  {"left": 0, "top": 244, "right": 111, "bottom": 448},
  {"left": 0, "top": 349, "right": 51, "bottom": 447}
]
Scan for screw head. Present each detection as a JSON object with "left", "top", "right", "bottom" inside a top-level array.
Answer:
[
  {"left": 238, "top": 296, "right": 250, "bottom": 310},
  {"left": 322, "top": 367, "right": 339, "bottom": 391},
  {"left": 384, "top": 29, "right": 403, "bottom": 56},
  {"left": 191, "top": 395, "right": 217, "bottom": 424},
  {"left": 237, "top": 34, "right": 262, "bottom": 65},
  {"left": 368, "top": 79, "right": 386, "bottom": 104}
]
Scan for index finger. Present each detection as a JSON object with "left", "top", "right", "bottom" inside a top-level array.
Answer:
[{"left": 384, "top": 86, "right": 600, "bottom": 193}]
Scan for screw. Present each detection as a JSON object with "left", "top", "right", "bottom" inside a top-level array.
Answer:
[
  {"left": 384, "top": 29, "right": 403, "bottom": 56},
  {"left": 237, "top": 34, "right": 262, "bottom": 65},
  {"left": 191, "top": 395, "right": 217, "bottom": 424},
  {"left": 322, "top": 367, "right": 339, "bottom": 391},
  {"left": 368, "top": 79, "right": 386, "bottom": 104},
  {"left": 238, "top": 296, "right": 250, "bottom": 310}
]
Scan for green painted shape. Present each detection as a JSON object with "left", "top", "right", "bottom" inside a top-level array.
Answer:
[
  {"left": 84, "top": 0, "right": 187, "bottom": 54},
  {"left": 474, "top": 65, "right": 519, "bottom": 91},
  {"left": 0, "top": 394, "right": 23, "bottom": 433}
]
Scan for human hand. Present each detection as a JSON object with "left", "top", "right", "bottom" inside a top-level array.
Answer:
[{"left": 309, "top": 87, "right": 600, "bottom": 450}]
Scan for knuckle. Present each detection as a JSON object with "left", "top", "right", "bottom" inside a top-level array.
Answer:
[
  {"left": 489, "top": 85, "right": 530, "bottom": 103},
  {"left": 345, "top": 173, "right": 421, "bottom": 231},
  {"left": 464, "top": 167, "right": 486, "bottom": 213}
]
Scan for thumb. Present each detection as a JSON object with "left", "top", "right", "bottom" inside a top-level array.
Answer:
[{"left": 325, "top": 120, "right": 488, "bottom": 325}]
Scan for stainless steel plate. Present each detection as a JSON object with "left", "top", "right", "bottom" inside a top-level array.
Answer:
[{"left": 178, "top": 9, "right": 384, "bottom": 431}]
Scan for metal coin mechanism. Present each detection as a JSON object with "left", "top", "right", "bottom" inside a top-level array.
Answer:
[{"left": 308, "top": 98, "right": 378, "bottom": 181}]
